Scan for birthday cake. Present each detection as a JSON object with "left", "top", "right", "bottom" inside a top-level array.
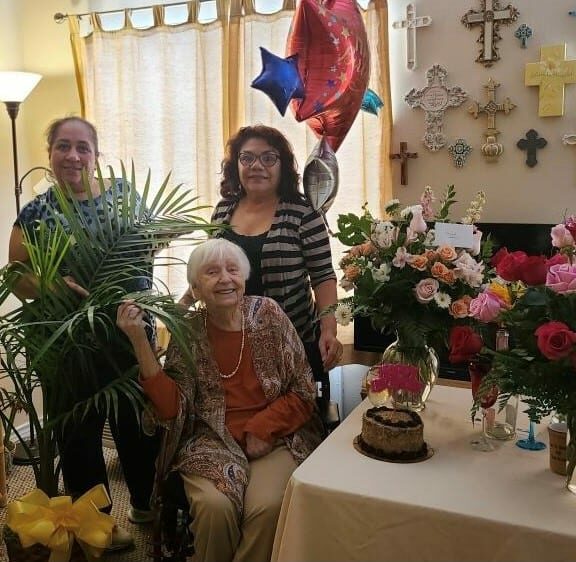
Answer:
[{"left": 357, "top": 406, "right": 428, "bottom": 461}]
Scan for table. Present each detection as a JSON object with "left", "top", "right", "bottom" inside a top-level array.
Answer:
[{"left": 272, "top": 385, "right": 576, "bottom": 562}]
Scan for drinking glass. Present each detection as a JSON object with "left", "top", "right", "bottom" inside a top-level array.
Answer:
[{"left": 469, "top": 362, "right": 497, "bottom": 452}]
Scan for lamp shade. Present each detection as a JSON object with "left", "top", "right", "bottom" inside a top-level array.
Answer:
[{"left": 0, "top": 72, "right": 42, "bottom": 103}]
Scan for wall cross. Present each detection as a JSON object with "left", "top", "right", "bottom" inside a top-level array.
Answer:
[
  {"left": 469, "top": 77, "right": 516, "bottom": 161},
  {"left": 405, "top": 65, "right": 467, "bottom": 152},
  {"left": 390, "top": 142, "right": 418, "bottom": 186},
  {"left": 525, "top": 44, "right": 576, "bottom": 117},
  {"left": 517, "top": 129, "right": 547, "bottom": 167},
  {"left": 392, "top": 3, "right": 432, "bottom": 70},
  {"left": 461, "top": 0, "right": 519, "bottom": 67}
]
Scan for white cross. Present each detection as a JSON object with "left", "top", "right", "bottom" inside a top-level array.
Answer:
[{"left": 392, "top": 3, "right": 432, "bottom": 70}]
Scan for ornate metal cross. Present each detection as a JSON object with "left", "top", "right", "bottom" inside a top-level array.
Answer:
[
  {"left": 461, "top": 0, "right": 519, "bottom": 67},
  {"left": 392, "top": 3, "right": 432, "bottom": 70},
  {"left": 468, "top": 77, "right": 516, "bottom": 161},
  {"left": 390, "top": 142, "right": 418, "bottom": 186},
  {"left": 405, "top": 65, "right": 467, "bottom": 152},
  {"left": 525, "top": 44, "right": 576, "bottom": 117},
  {"left": 517, "top": 129, "right": 547, "bottom": 167}
]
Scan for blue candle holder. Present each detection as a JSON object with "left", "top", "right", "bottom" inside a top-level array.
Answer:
[{"left": 516, "top": 419, "right": 546, "bottom": 451}]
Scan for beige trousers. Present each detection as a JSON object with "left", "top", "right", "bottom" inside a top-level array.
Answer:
[{"left": 181, "top": 444, "right": 297, "bottom": 562}]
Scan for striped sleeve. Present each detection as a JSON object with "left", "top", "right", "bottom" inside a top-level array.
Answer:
[{"left": 300, "top": 206, "right": 336, "bottom": 288}]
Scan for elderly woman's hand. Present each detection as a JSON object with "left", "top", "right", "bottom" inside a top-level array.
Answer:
[
  {"left": 245, "top": 433, "right": 273, "bottom": 460},
  {"left": 116, "top": 300, "right": 148, "bottom": 344}
]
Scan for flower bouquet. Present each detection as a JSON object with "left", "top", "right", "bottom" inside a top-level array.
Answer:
[
  {"left": 334, "top": 185, "right": 491, "bottom": 409},
  {"left": 469, "top": 217, "right": 576, "bottom": 486}
]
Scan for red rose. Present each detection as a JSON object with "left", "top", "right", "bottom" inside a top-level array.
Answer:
[
  {"left": 496, "top": 251, "right": 528, "bottom": 282},
  {"left": 449, "top": 326, "right": 483, "bottom": 364},
  {"left": 490, "top": 247, "right": 509, "bottom": 268},
  {"left": 517, "top": 255, "right": 548, "bottom": 286},
  {"left": 535, "top": 321, "right": 576, "bottom": 360}
]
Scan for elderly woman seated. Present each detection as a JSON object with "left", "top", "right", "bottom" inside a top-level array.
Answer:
[{"left": 117, "top": 238, "right": 324, "bottom": 562}]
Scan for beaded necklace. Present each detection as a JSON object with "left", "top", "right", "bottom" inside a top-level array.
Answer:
[{"left": 204, "top": 309, "right": 245, "bottom": 379}]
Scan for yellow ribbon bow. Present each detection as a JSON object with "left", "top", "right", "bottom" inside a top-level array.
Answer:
[{"left": 6, "top": 484, "right": 115, "bottom": 562}]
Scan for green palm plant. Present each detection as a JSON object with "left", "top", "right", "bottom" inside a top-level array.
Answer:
[{"left": 0, "top": 163, "right": 216, "bottom": 496}]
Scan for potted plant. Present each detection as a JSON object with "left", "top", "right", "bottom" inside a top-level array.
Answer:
[{"left": 0, "top": 163, "right": 216, "bottom": 560}]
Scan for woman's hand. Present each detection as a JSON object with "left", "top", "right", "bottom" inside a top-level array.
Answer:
[
  {"left": 245, "top": 433, "right": 273, "bottom": 460},
  {"left": 116, "top": 300, "right": 148, "bottom": 344},
  {"left": 63, "top": 275, "right": 90, "bottom": 298}
]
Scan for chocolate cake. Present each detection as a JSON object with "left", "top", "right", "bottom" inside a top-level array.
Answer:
[{"left": 357, "top": 406, "right": 428, "bottom": 461}]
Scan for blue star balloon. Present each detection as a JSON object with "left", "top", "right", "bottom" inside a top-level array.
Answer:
[
  {"left": 361, "top": 89, "right": 384, "bottom": 116},
  {"left": 251, "top": 47, "right": 304, "bottom": 116}
]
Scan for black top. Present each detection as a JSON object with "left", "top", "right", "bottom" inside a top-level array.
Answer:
[{"left": 221, "top": 228, "right": 268, "bottom": 296}]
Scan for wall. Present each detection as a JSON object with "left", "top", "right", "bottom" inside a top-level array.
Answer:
[{"left": 389, "top": 0, "right": 576, "bottom": 223}]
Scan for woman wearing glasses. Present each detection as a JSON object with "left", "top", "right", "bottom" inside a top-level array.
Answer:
[{"left": 182, "top": 125, "right": 342, "bottom": 399}]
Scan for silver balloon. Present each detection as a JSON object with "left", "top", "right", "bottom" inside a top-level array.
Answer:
[{"left": 303, "top": 137, "right": 339, "bottom": 214}]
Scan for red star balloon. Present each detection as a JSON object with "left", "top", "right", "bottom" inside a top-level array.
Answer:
[{"left": 286, "top": 0, "right": 370, "bottom": 152}]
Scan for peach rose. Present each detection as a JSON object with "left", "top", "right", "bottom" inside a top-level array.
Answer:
[
  {"left": 408, "top": 254, "right": 428, "bottom": 271},
  {"left": 449, "top": 298, "right": 470, "bottom": 318},
  {"left": 439, "top": 269, "right": 456, "bottom": 285},
  {"left": 437, "top": 245, "right": 458, "bottom": 262},
  {"left": 343, "top": 264, "right": 361, "bottom": 282},
  {"left": 425, "top": 249, "right": 438, "bottom": 262},
  {"left": 431, "top": 261, "right": 450, "bottom": 279}
]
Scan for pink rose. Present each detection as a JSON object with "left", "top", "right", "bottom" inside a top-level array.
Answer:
[
  {"left": 409, "top": 205, "right": 428, "bottom": 234},
  {"left": 414, "top": 278, "right": 439, "bottom": 303},
  {"left": 535, "top": 321, "right": 576, "bottom": 360},
  {"left": 546, "top": 263, "right": 576, "bottom": 294},
  {"left": 469, "top": 292, "right": 507, "bottom": 323},
  {"left": 551, "top": 224, "right": 575, "bottom": 249}
]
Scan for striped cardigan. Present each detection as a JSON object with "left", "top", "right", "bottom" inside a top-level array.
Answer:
[{"left": 211, "top": 197, "right": 336, "bottom": 343}]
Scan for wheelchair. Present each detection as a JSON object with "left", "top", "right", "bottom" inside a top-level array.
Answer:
[{"left": 149, "top": 381, "right": 339, "bottom": 562}]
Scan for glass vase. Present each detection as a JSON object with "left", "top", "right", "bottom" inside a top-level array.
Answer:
[
  {"left": 381, "top": 338, "right": 439, "bottom": 412},
  {"left": 483, "top": 395, "right": 519, "bottom": 441},
  {"left": 565, "top": 412, "right": 576, "bottom": 494}
]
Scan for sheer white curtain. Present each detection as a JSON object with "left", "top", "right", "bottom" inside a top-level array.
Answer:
[{"left": 70, "top": 1, "right": 390, "bottom": 298}]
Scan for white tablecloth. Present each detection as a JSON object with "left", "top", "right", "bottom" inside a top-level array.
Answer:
[{"left": 272, "top": 385, "right": 576, "bottom": 562}]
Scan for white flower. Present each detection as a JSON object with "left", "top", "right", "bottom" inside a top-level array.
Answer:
[
  {"left": 400, "top": 206, "right": 413, "bottom": 218},
  {"left": 372, "top": 263, "right": 391, "bottom": 282},
  {"left": 372, "top": 220, "right": 397, "bottom": 248},
  {"left": 424, "top": 229, "right": 435, "bottom": 246},
  {"left": 392, "top": 247, "right": 409, "bottom": 268},
  {"left": 434, "top": 292, "right": 452, "bottom": 308},
  {"left": 334, "top": 303, "right": 354, "bottom": 326},
  {"left": 384, "top": 199, "right": 400, "bottom": 213},
  {"left": 453, "top": 251, "right": 485, "bottom": 287}
]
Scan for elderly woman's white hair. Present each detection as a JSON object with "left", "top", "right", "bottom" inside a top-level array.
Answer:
[{"left": 187, "top": 238, "right": 251, "bottom": 287}]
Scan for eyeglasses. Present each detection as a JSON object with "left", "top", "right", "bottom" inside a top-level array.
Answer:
[{"left": 238, "top": 151, "right": 280, "bottom": 168}]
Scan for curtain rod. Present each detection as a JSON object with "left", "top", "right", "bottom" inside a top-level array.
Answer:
[{"left": 54, "top": 0, "right": 207, "bottom": 23}]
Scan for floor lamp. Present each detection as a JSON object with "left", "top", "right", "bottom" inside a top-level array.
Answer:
[
  {"left": 0, "top": 72, "right": 42, "bottom": 465},
  {"left": 0, "top": 71, "right": 42, "bottom": 215}
]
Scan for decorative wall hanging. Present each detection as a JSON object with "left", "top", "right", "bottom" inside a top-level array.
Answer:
[
  {"left": 392, "top": 3, "right": 432, "bottom": 70},
  {"left": 562, "top": 133, "right": 576, "bottom": 145},
  {"left": 404, "top": 65, "right": 467, "bottom": 152},
  {"left": 517, "top": 129, "right": 547, "bottom": 167},
  {"left": 448, "top": 139, "right": 472, "bottom": 167},
  {"left": 390, "top": 141, "right": 418, "bottom": 185},
  {"left": 569, "top": 10, "right": 576, "bottom": 16},
  {"left": 525, "top": 44, "right": 576, "bottom": 117},
  {"left": 514, "top": 24, "right": 532, "bottom": 48},
  {"left": 461, "top": 0, "right": 519, "bottom": 67},
  {"left": 468, "top": 77, "right": 516, "bottom": 162}
]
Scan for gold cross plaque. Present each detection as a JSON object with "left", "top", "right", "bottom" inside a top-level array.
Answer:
[{"left": 525, "top": 44, "right": 576, "bottom": 117}]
